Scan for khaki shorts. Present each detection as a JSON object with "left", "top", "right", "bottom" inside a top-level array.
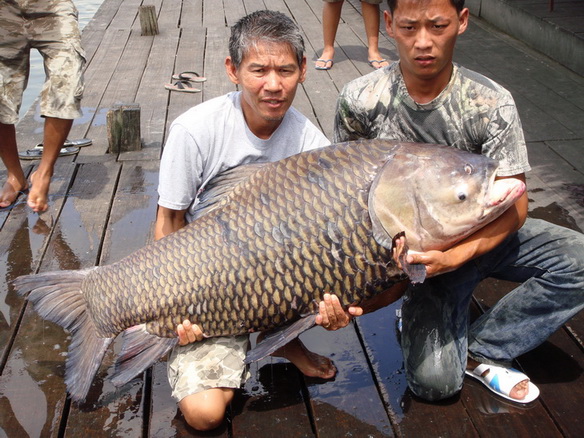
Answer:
[
  {"left": 0, "top": 0, "right": 85, "bottom": 124},
  {"left": 323, "top": 0, "right": 383, "bottom": 4},
  {"left": 167, "top": 335, "right": 250, "bottom": 402}
]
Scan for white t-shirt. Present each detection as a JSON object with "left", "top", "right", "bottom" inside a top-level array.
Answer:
[{"left": 158, "top": 91, "right": 330, "bottom": 222}]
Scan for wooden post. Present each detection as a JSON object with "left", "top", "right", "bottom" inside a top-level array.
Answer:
[
  {"left": 107, "top": 103, "right": 142, "bottom": 153},
  {"left": 139, "top": 5, "right": 159, "bottom": 36}
]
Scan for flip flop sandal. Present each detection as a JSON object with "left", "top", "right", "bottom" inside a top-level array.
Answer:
[
  {"left": 164, "top": 80, "right": 201, "bottom": 93},
  {"left": 171, "top": 71, "right": 207, "bottom": 82},
  {"left": 368, "top": 59, "right": 389, "bottom": 69},
  {"left": 465, "top": 363, "right": 540, "bottom": 404},
  {"left": 315, "top": 59, "right": 334, "bottom": 70},
  {"left": 34, "top": 138, "right": 92, "bottom": 149},
  {"left": 19, "top": 146, "right": 80, "bottom": 160}
]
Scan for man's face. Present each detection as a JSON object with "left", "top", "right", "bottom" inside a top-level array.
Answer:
[
  {"left": 385, "top": 0, "right": 468, "bottom": 84},
  {"left": 226, "top": 42, "right": 306, "bottom": 138}
]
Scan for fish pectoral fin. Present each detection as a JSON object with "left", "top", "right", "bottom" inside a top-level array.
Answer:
[
  {"left": 400, "top": 258, "right": 426, "bottom": 284},
  {"left": 393, "top": 231, "right": 426, "bottom": 284},
  {"left": 244, "top": 315, "right": 317, "bottom": 364},
  {"left": 111, "top": 324, "right": 178, "bottom": 387}
]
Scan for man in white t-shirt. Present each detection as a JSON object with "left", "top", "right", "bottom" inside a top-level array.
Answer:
[{"left": 155, "top": 10, "right": 342, "bottom": 431}]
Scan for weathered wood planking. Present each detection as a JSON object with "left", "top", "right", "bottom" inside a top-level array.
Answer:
[
  {"left": 165, "top": 26, "right": 206, "bottom": 136},
  {"left": 300, "top": 327, "right": 395, "bottom": 437}
]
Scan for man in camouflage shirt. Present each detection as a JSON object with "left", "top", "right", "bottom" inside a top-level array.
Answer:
[
  {"left": 334, "top": 0, "right": 584, "bottom": 404},
  {"left": 0, "top": 0, "right": 85, "bottom": 212}
]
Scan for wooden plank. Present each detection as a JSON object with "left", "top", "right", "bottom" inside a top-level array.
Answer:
[
  {"left": 203, "top": 0, "right": 226, "bottom": 28},
  {"left": 299, "top": 327, "right": 395, "bottom": 437},
  {"left": 65, "top": 161, "right": 159, "bottom": 436},
  {"left": 69, "top": 28, "right": 132, "bottom": 150},
  {"left": 180, "top": 0, "right": 203, "bottom": 27},
  {"left": 80, "top": 29, "right": 154, "bottom": 158},
  {"left": 108, "top": 0, "right": 141, "bottom": 29},
  {"left": 81, "top": 0, "right": 125, "bottom": 62},
  {"left": 203, "top": 26, "right": 236, "bottom": 101},
  {"left": 242, "top": 0, "right": 266, "bottom": 14},
  {"left": 224, "top": 0, "right": 247, "bottom": 26},
  {"left": 0, "top": 161, "right": 118, "bottom": 437},
  {"left": 134, "top": 28, "right": 181, "bottom": 154},
  {"left": 165, "top": 26, "right": 206, "bottom": 136},
  {"left": 527, "top": 141, "right": 584, "bottom": 230},
  {"left": 231, "top": 360, "right": 313, "bottom": 436}
]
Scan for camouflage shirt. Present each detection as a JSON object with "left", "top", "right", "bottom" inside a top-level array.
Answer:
[{"left": 334, "top": 62, "right": 530, "bottom": 177}]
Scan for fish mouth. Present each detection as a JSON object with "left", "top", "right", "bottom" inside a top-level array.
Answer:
[{"left": 481, "top": 172, "right": 526, "bottom": 222}]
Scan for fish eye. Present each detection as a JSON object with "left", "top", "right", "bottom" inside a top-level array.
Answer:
[{"left": 464, "top": 164, "right": 473, "bottom": 174}]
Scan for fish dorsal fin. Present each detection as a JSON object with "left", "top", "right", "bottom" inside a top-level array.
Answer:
[{"left": 192, "top": 162, "right": 267, "bottom": 221}]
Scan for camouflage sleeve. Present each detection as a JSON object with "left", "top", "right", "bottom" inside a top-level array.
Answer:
[
  {"left": 481, "top": 92, "right": 531, "bottom": 177},
  {"left": 333, "top": 83, "right": 370, "bottom": 143}
]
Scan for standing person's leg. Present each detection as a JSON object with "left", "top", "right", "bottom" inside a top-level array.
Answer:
[
  {"left": 361, "top": 0, "right": 389, "bottom": 68},
  {"left": 28, "top": 117, "right": 73, "bottom": 212},
  {"left": 316, "top": 0, "right": 344, "bottom": 70},
  {"left": 0, "top": 1, "right": 30, "bottom": 207},
  {"left": 0, "top": 123, "right": 28, "bottom": 207},
  {"left": 28, "top": 0, "right": 85, "bottom": 212}
]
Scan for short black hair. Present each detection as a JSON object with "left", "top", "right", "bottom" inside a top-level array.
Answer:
[
  {"left": 229, "top": 10, "right": 305, "bottom": 69},
  {"left": 387, "top": 0, "right": 466, "bottom": 15}
]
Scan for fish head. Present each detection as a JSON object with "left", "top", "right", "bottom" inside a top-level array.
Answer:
[{"left": 369, "top": 143, "right": 526, "bottom": 252}]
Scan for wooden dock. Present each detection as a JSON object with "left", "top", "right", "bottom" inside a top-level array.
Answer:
[{"left": 1, "top": 0, "right": 583, "bottom": 436}]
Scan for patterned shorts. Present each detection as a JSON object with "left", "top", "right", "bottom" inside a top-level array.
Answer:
[
  {"left": 167, "top": 335, "right": 251, "bottom": 402},
  {"left": 0, "top": 0, "right": 85, "bottom": 124}
]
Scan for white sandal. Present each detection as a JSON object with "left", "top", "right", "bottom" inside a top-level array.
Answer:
[{"left": 465, "top": 363, "right": 540, "bottom": 403}]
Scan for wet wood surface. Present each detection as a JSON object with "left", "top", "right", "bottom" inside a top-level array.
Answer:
[{"left": 1, "top": 0, "right": 583, "bottom": 437}]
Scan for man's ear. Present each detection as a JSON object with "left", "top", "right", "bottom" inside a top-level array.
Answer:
[
  {"left": 384, "top": 10, "right": 395, "bottom": 38},
  {"left": 225, "top": 56, "right": 239, "bottom": 84},
  {"left": 458, "top": 8, "right": 469, "bottom": 35},
  {"left": 298, "top": 56, "right": 307, "bottom": 83}
]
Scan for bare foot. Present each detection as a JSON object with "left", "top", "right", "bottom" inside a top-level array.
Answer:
[
  {"left": 467, "top": 359, "right": 529, "bottom": 400},
  {"left": 27, "top": 170, "right": 52, "bottom": 213},
  {"left": 0, "top": 176, "right": 28, "bottom": 208},
  {"left": 271, "top": 338, "right": 336, "bottom": 379}
]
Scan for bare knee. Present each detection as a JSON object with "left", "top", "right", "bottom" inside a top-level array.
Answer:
[{"left": 179, "top": 388, "right": 234, "bottom": 431}]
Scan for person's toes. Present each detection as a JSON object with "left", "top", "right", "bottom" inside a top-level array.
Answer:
[{"left": 509, "top": 379, "right": 529, "bottom": 400}]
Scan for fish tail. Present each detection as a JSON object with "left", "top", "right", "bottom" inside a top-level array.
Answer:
[{"left": 13, "top": 269, "right": 113, "bottom": 402}]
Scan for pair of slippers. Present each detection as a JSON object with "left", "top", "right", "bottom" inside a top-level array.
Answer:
[
  {"left": 164, "top": 71, "right": 206, "bottom": 93},
  {"left": 19, "top": 138, "right": 92, "bottom": 160}
]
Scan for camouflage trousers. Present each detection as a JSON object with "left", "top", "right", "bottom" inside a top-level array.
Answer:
[
  {"left": 167, "top": 335, "right": 250, "bottom": 402},
  {"left": 0, "top": 0, "right": 85, "bottom": 124}
]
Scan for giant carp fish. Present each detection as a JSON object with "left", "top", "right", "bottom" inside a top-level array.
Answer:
[{"left": 13, "top": 140, "right": 525, "bottom": 402}]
